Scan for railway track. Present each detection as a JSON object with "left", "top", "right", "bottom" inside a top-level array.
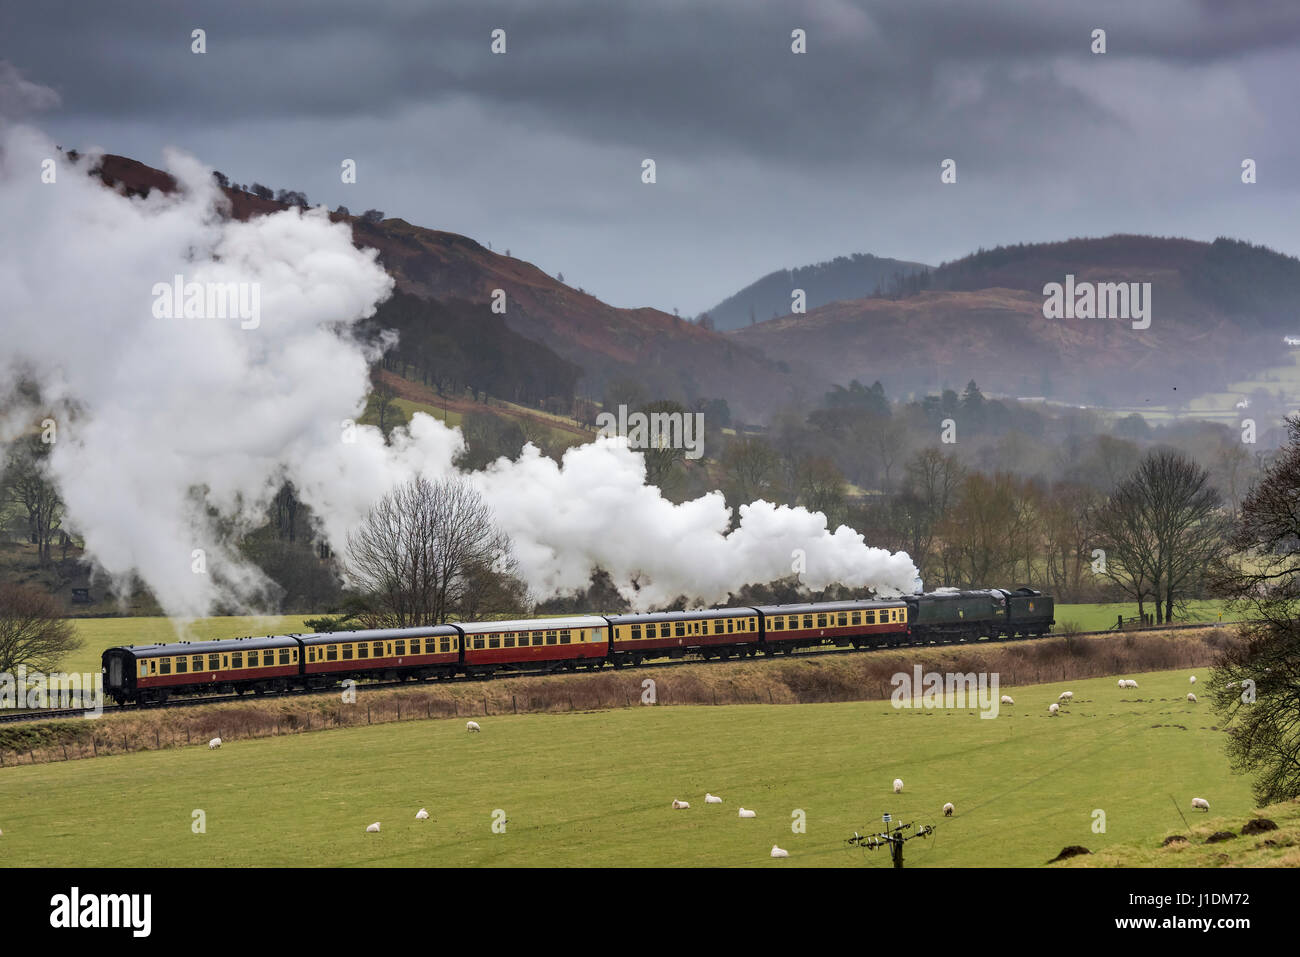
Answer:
[{"left": 0, "top": 618, "right": 1235, "bottom": 727}]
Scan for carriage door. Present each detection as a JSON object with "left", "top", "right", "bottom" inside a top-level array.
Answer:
[{"left": 108, "top": 656, "right": 122, "bottom": 689}]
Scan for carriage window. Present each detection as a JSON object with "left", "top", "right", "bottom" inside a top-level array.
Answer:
[
  {"left": 175, "top": 657, "right": 187, "bottom": 674},
  {"left": 503, "top": 635, "right": 515, "bottom": 648},
  {"left": 803, "top": 615, "right": 813, "bottom": 628},
  {"left": 545, "top": 630, "right": 558, "bottom": 645},
  {"left": 358, "top": 643, "right": 368, "bottom": 658},
  {"left": 473, "top": 637, "right": 485, "bottom": 650},
  {"left": 395, "top": 640, "right": 405, "bottom": 656},
  {"left": 488, "top": 636, "right": 500, "bottom": 649},
  {"left": 231, "top": 652, "right": 243, "bottom": 669},
  {"left": 139, "top": 661, "right": 148, "bottom": 677},
  {"left": 370, "top": 642, "right": 382, "bottom": 657},
  {"left": 838, "top": 613, "right": 848, "bottom": 627},
  {"left": 279, "top": 649, "right": 291, "bottom": 665},
  {"left": 714, "top": 620, "right": 725, "bottom": 634},
  {"left": 159, "top": 658, "right": 172, "bottom": 675},
  {"left": 675, "top": 622, "right": 686, "bottom": 637},
  {"left": 440, "top": 638, "right": 451, "bottom": 653},
  {"left": 326, "top": 645, "right": 338, "bottom": 661},
  {"left": 727, "top": 619, "right": 733, "bottom": 633},
  {"left": 560, "top": 630, "right": 571, "bottom": 644},
  {"left": 630, "top": 624, "right": 642, "bottom": 640},
  {"left": 342, "top": 644, "right": 353, "bottom": 660},
  {"left": 206, "top": 654, "right": 218, "bottom": 671},
  {"left": 191, "top": 655, "right": 203, "bottom": 671},
  {"left": 851, "top": 612, "right": 862, "bottom": 625}
]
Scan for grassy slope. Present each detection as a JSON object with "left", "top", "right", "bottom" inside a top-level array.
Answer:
[
  {"left": 1057, "top": 799, "right": 1300, "bottom": 868},
  {"left": 1055, "top": 600, "right": 1233, "bottom": 632},
  {"left": 0, "top": 668, "right": 1261, "bottom": 867}
]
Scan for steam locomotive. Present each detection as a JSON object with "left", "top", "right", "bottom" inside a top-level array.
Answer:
[{"left": 102, "top": 587, "right": 1053, "bottom": 705}]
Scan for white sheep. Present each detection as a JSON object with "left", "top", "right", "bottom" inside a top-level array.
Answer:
[
  {"left": 705, "top": 793, "right": 723, "bottom": 804},
  {"left": 366, "top": 822, "right": 381, "bottom": 833},
  {"left": 415, "top": 808, "right": 429, "bottom": 820},
  {"left": 943, "top": 802, "right": 954, "bottom": 817},
  {"left": 208, "top": 737, "right": 222, "bottom": 750},
  {"left": 1000, "top": 695, "right": 1014, "bottom": 705},
  {"left": 466, "top": 720, "right": 481, "bottom": 732},
  {"left": 1118, "top": 679, "right": 1126, "bottom": 688},
  {"left": 739, "top": 808, "right": 757, "bottom": 818},
  {"left": 672, "top": 799, "right": 690, "bottom": 809},
  {"left": 770, "top": 845, "right": 788, "bottom": 858},
  {"left": 1189, "top": 675, "right": 1197, "bottom": 685},
  {"left": 1059, "top": 691, "right": 1073, "bottom": 702},
  {"left": 1191, "top": 797, "right": 1210, "bottom": 811},
  {"left": 1049, "top": 703, "right": 1060, "bottom": 715},
  {"left": 1128, "top": 680, "right": 1139, "bottom": 689},
  {"left": 1187, "top": 693, "right": 1198, "bottom": 703},
  {"left": 893, "top": 778, "right": 904, "bottom": 794}
]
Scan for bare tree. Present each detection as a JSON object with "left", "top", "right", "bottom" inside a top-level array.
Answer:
[
  {"left": 3, "top": 437, "right": 64, "bottom": 567},
  {"left": 1211, "top": 416, "right": 1300, "bottom": 802},
  {"left": 1093, "top": 449, "right": 1226, "bottom": 623},
  {"left": 720, "top": 436, "right": 781, "bottom": 505},
  {"left": 0, "top": 583, "right": 79, "bottom": 673},
  {"left": 345, "top": 475, "right": 521, "bottom": 626}
]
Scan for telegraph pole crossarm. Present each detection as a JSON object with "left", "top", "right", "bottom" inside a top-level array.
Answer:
[{"left": 846, "top": 813, "right": 936, "bottom": 868}]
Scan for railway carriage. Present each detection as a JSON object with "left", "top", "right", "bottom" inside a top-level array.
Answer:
[
  {"left": 299, "top": 626, "right": 460, "bottom": 685},
  {"left": 458, "top": 616, "right": 609, "bottom": 675},
  {"left": 605, "top": 608, "right": 760, "bottom": 665},
  {"left": 757, "top": 599, "right": 909, "bottom": 652},
  {"left": 102, "top": 635, "right": 301, "bottom": 705}
]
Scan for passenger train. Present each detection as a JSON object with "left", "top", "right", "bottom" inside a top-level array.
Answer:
[{"left": 102, "top": 587, "right": 1054, "bottom": 705}]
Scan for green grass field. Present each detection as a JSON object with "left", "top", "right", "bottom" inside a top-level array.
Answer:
[
  {"left": 1055, "top": 600, "right": 1234, "bottom": 632},
  {"left": 0, "top": 668, "right": 1260, "bottom": 867}
]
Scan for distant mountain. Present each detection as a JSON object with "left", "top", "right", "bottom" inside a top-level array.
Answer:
[
  {"left": 700, "top": 253, "right": 932, "bottom": 331},
  {"left": 730, "top": 235, "right": 1300, "bottom": 409}
]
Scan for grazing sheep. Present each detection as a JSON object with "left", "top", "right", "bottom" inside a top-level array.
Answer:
[
  {"left": 415, "top": 809, "right": 429, "bottom": 820},
  {"left": 208, "top": 737, "right": 222, "bottom": 750},
  {"left": 1001, "top": 695, "right": 1014, "bottom": 705},
  {"left": 1059, "top": 691, "right": 1073, "bottom": 702},
  {"left": 1189, "top": 675, "right": 1197, "bottom": 685},
  {"left": 1118, "top": 679, "right": 1126, "bottom": 688},
  {"left": 1191, "top": 797, "right": 1210, "bottom": 811},
  {"left": 739, "top": 808, "right": 757, "bottom": 818},
  {"left": 770, "top": 845, "right": 789, "bottom": 858},
  {"left": 1049, "top": 703, "right": 1060, "bottom": 715},
  {"left": 466, "top": 720, "right": 481, "bottom": 732},
  {"left": 1128, "top": 680, "right": 1138, "bottom": 689},
  {"left": 705, "top": 793, "right": 723, "bottom": 804},
  {"left": 366, "top": 822, "right": 381, "bottom": 833},
  {"left": 943, "top": 802, "right": 954, "bottom": 817},
  {"left": 1187, "top": 693, "right": 1198, "bottom": 703},
  {"left": 672, "top": 799, "right": 690, "bottom": 809},
  {"left": 893, "top": 778, "right": 904, "bottom": 794}
]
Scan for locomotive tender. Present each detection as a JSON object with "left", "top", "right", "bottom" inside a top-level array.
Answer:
[{"left": 102, "top": 587, "right": 1053, "bottom": 705}]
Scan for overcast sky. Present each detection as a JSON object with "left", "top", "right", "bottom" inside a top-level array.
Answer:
[{"left": 4, "top": 0, "right": 1299, "bottom": 315}]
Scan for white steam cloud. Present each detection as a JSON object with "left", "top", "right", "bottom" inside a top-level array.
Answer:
[{"left": 1, "top": 92, "right": 916, "bottom": 619}]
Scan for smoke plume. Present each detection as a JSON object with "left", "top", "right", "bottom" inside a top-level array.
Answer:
[{"left": 1, "top": 78, "right": 916, "bottom": 620}]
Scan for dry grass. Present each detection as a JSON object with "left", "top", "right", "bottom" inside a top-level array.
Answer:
[{"left": 0, "top": 626, "right": 1237, "bottom": 768}]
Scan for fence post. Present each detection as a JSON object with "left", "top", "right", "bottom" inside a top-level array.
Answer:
[{"left": 513, "top": 695, "right": 517, "bottom": 714}]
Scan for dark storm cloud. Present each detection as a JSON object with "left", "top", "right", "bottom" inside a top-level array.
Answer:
[{"left": 4, "top": 0, "right": 1300, "bottom": 311}]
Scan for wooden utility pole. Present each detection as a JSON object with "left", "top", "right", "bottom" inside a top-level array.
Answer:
[{"left": 847, "top": 814, "right": 935, "bottom": 868}]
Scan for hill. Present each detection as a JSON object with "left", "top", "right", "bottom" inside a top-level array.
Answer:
[
  {"left": 94, "top": 154, "right": 802, "bottom": 421},
  {"left": 730, "top": 234, "right": 1300, "bottom": 408},
  {"left": 699, "top": 252, "right": 931, "bottom": 331}
]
